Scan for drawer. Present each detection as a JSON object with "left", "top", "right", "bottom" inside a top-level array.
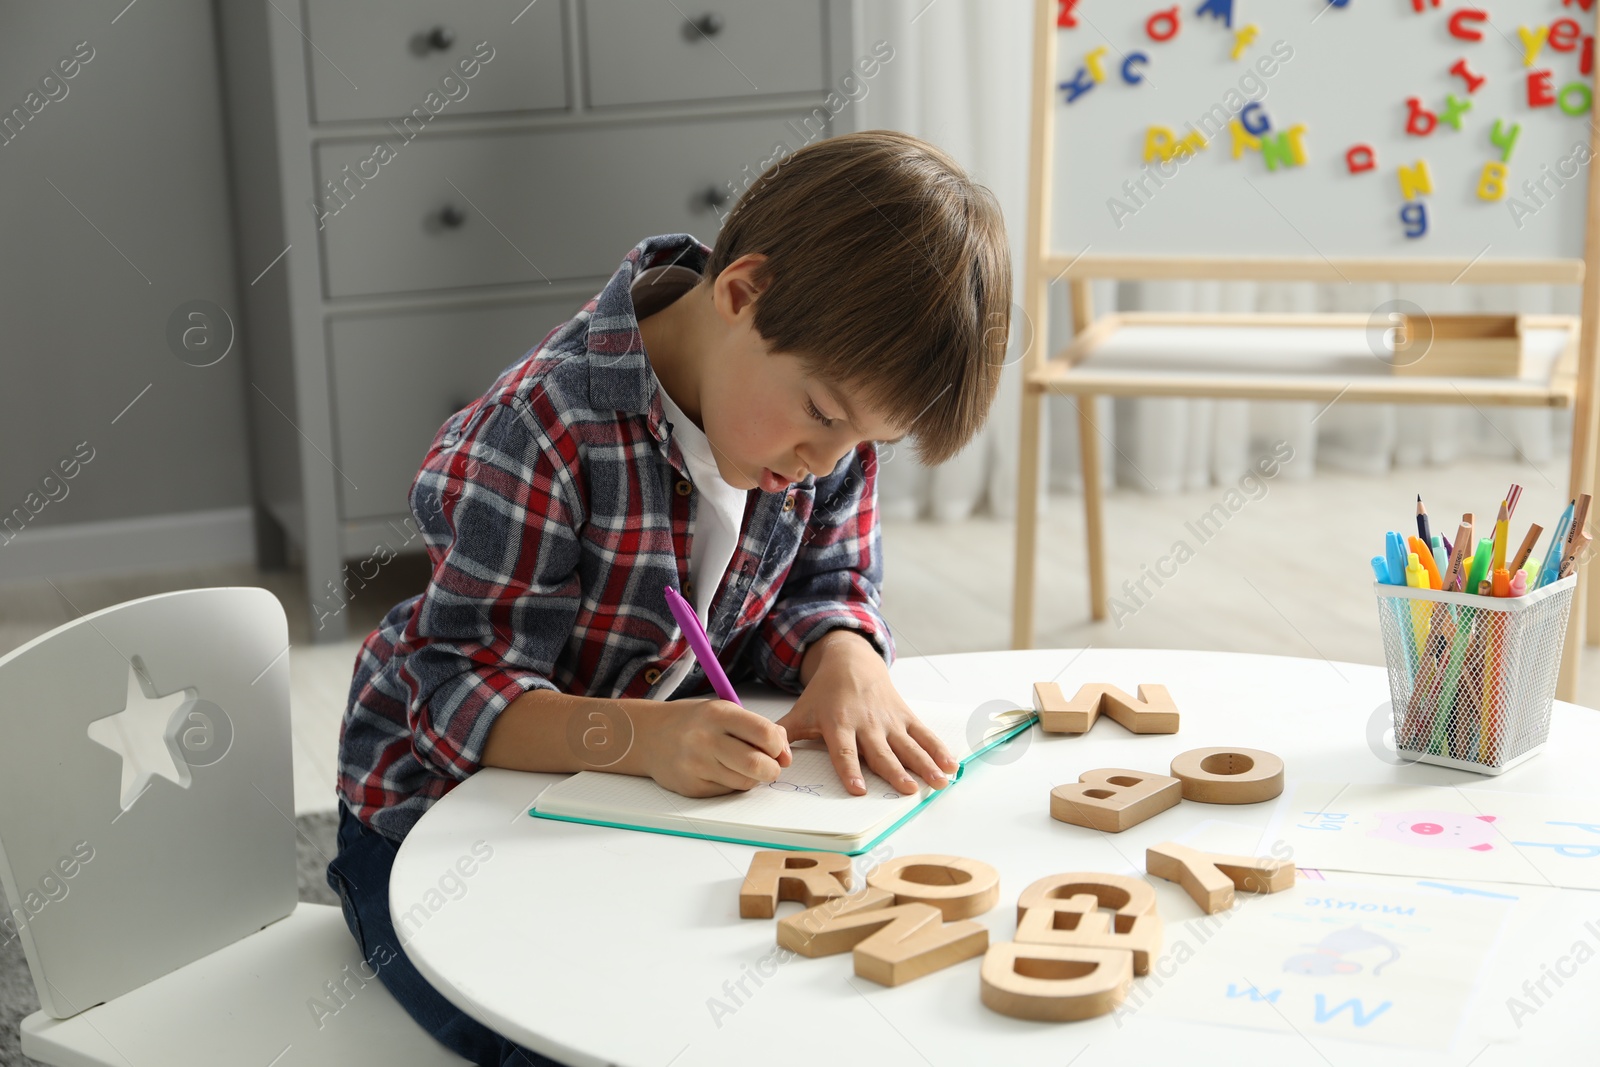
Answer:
[
  {"left": 328, "top": 297, "right": 579, "bottom": 522},
  {"left": 314, "top": 113, "right": 824, "bottom": 298},
  {"left": 581, "top": 0, "right": 826, "bottom": 108},
  {"left": 304, "top": 0, "right": 567, "bottom": 123}
]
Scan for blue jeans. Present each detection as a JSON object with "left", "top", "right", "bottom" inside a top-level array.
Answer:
[{"left": 325, "top": 801, "right": 568, "bottom": 1067}]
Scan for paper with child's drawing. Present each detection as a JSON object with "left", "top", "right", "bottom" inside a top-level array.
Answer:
[
  {"left": 538, "top": 744, "right": 916, "bottom": 836},
  {"left": 530, "top": 698, "right": 1033, "bottom": 849},
  {"left": 1267, "top": 782, "right": 1600, "bottom": 890},
  {"left": 1141, "top": 879, "right": 1511, "bottom": 1049}
]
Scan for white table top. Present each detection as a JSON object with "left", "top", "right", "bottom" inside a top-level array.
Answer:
[{"left": 390, "top": 648, "right": 1599, "bottom": 1067}]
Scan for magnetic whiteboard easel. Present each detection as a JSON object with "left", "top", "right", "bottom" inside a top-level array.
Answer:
[{"left": 1011, "top": 0, "right": 1600, "bottom": 700}]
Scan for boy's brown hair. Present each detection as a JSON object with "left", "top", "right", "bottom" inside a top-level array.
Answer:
[{"left": 705, "top": 129, "right": 1012, "bottom": 468}]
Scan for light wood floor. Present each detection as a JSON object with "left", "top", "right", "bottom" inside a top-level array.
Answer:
[{"left": 6, "top": 458, "right": 1595, "bottom": 815}]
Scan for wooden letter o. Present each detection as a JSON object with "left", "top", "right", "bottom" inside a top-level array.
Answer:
[
  {"left": 866, "top": 854, "right": 1000, "bottom": 920},
  {"left": 1169, "top": 747, "right": 1285, "bottom": 804}
]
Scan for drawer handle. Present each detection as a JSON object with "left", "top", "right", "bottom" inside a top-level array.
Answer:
[
  {"left": 437, "top": 205, "right": 466, "bottom": 229},
  {"left": 425, "top": 25, "right": 456, "bottom": 51},
  {"left": 684, "top": 12, "right": 725, "bottom": 39},
  {"left": 697, "top": 185, "right": 730, "bottom": 212}
]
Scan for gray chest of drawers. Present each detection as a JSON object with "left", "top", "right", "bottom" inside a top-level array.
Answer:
[{"left": 218, "top": 0, "right": 862, "bottom": 640}]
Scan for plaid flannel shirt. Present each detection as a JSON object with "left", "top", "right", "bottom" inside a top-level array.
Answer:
[{"left": 337, "top": 233, "right": 896, "bottom": 842}]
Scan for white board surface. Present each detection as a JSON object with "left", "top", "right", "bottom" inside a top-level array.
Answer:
[{"left": 1052, "top": 1, "right": 1597, "bottom": 263}]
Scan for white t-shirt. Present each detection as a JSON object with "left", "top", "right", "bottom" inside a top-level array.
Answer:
[{"left": 632, "top": 265, "right": 750, "bottom": 700}]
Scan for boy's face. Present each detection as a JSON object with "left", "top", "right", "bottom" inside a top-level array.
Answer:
[{"left": 703, "top": 257, "right": 906, "bottom": 493}]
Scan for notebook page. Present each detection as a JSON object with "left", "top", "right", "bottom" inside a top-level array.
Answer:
[
  {"left": 734, "top": 697, "right": 1031, "bottom": 762},
  {"left": 537, "top": 742, "right": 923, "bottom": 836},
  {"left": 535, "top": 699, "right": 1033, "bottom": 838}
]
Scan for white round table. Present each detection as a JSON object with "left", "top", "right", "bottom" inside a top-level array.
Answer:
[{"left": 390, "top": 648, "right": 1599, "bottom": 1066}]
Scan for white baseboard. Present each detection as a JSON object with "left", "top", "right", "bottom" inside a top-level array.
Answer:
[{"left": 0, "top": 507, "right": 256, "bottom": 585}]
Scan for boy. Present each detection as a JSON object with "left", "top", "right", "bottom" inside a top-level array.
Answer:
[{"left": 327, "top": 129, "right": 1011, "bottom": 1063}]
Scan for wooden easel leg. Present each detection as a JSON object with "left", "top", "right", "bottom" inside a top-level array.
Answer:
[
  {"left": 1067, "top": 279, "right": 1107, "bottom": 622},
  {"left": 1077, "top": 394, "right": 1108, "bottom": 621},
  {"left": 1012, "top": 385, "right": 1044, "bottom": 649},
  {"left": 1574, "top": 41, "right": 1600, "bottom": 662},
  {"left": 1588, "top": 428, "right": 1600, "bottom": 650},
  {"left": 1562, "top": 316, "right": 1600, "bottom": 695},
  {"left": 1560, "top": 415, "right": 1598, "bottom": 699}
]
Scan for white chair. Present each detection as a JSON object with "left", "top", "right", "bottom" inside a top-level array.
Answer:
[{"left": 0, "top": 587, "right": 469, "bottom": 1065}]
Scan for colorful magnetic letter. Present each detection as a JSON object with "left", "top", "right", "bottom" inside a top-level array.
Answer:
[
  {"left": 1146, "top": 5, "right": 1180, "bottom": 41},
  {"left": 1477, "top": 162, "right": 1508, "bottom": 202},
  {"left": 1122, "top": 52, "right": 1150, "bottom": 84},
  {"left": 1550, "top": 18, "right": 1582, "bottom": 52},
  {"left": 1260, "top": 125, "right": 1308, "bottom": 171},
  {"left": 1239, "top": 101, "right": 1271, "bottom": 136},
  {"left": 1490, "top": 119, "right": 1521, "bottom": 163},
  {"left": 1584, "top": 36, "right": 1595, "bottom": 76},
  {"left": 1401, "top": 201, "right": 1429, "bottom": 239},
  {"left": 1450, "top": 58, "right": 1486, "bottom": 94},
  {"left": 1229, "top": 118, "right": 1261, "bottom": 159},
  {"left": 1231, "top": 24, "right": 1258, "bottom": 60},
  {"left": 1448, "top": 9, "right": 1488, "bottom": 41},
  {"left": 1145, "top": 126, "right": 1177, "bottom": 163},
  {"left": 1056, "top": 0, "right": 1080, "bottom": 28},
  {"left": 1346, "top": 144, "right": 1377, "bottom": 173},
  {"left": 1560, "top": 82, "right": 1593, "bottom": 115},
  {"left": 1411, "top": 0, "right": 1441, "bottom": 9},
  {"left": 1518, "top": 25, "right": 1549, "bottom": 67},
  {"left": 1440, "top": 94, "right": 1472, "bottom": 130},
  {"left": 1059, "top": 68, "right": 1095, "bottom": 103},
  {"left": 1528, "top": 70, "right": 1556, "bottom": 107},
  {"left": 1398, "top": 159, "right": 1433, "bottom": 199},
  {"left": 1195, "top": 0, "right": 1233, "bottom": 29},
  {"left": 1406, "top": 97, "right": 1438, "bottom": 136},
  {"left": 1084, "top": 45, "right": 1110, "bottom": 82}
]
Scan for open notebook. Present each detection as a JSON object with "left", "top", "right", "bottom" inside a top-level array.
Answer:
[{"left": 529, "top": 695, "right": 1036, "bottom": 854}]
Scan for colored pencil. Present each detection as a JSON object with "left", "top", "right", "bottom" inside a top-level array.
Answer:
[
  {"left": 1509, "top": 524, "right": 1543, "bottom": 573},
  {"left": 1537, "top": 502, "right": 1574, "bottom": 589},
  {"left": 1491, "top": 499, "right": 1509, "bottom": 573},
  {"left": 1441, "top": 607, "right": 1474, "bottom": 759},
  {"left": 1442, "top": 521, "right": 1473, "bottom": 593},
  {"left": 1504, "top": 483, "right": 1523, "bottom": 518},
  {"left": 1559, "top": 493, "right": 1592, "bottom": 579}
]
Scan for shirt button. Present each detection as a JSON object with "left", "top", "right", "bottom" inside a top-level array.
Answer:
[
  {"left": 782, "top": 493, "right": 795, "bottom": 512},
  {"left": 675, "top": 479, "right": 693, "bottom": 496},
  {"left": 644, "top": 668, "right": 662, "bottom": 684}
]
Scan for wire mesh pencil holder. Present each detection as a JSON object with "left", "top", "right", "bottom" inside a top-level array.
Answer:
[{"left": 1373, "top": 575, "right": 1574, "bottom": 775}]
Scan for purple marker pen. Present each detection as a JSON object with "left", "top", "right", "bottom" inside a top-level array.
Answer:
[{"left": 663, "top": 584, "right": 743, "bottom": 706}]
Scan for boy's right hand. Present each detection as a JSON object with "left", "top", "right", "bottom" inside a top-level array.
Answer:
[{"left": 636, "top": 698, "right": 792, "bottom": 798}]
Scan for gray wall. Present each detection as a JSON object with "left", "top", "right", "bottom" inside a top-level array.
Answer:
[{"left": 0, "top": 1, "right": 250, "bottom": 545}]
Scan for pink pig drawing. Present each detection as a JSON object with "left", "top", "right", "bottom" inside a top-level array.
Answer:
[{"left": 1368, "top": 811, "right": 1499, "bottom": 851}]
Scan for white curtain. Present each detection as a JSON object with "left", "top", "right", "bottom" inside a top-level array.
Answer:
[{"left": 854, "top": 0, "right": 1577, "bottom": 521}]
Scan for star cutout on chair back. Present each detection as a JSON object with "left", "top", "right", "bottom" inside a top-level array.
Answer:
[{"left": 86, "top": 657, "right": 196, "bottom": 812}]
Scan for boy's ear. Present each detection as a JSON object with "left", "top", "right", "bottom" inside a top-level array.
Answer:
[{"left": 713, "top": 253, "right": 769, "bottom": 324}]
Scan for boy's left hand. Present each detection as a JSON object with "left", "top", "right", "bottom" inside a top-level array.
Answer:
[{"left": 773, "top": 632, "right": 960, "bottom": 797}]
